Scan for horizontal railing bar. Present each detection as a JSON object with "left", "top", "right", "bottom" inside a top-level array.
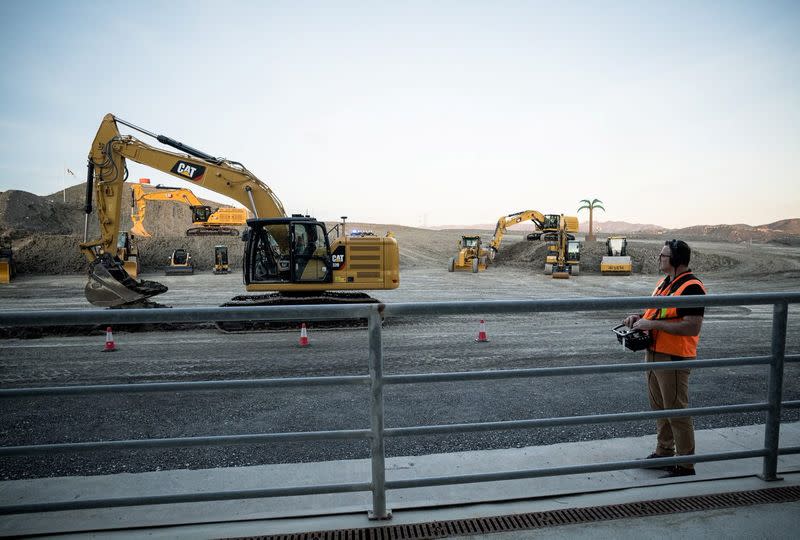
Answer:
[
  {"left": 385, "top": 449, "right": 767, "bottom": 490},
  {"left": 786, "top": 354, "right": 800, "bottom": 364},
  {"left": 0, "top": 428, "right": 372, "bottom": 457},
  {"left": 0, "top": 358, "right": 770, "bottom": 399},
  {"left": 382, "top": 293, "right": 800, "bottom": 318},
  {"left": 0, "top": 480, "right": 372, "bottom": 516},
  {"left": 784, "top": 400, "right": 800, "bottom": 409},
  {"left": 0, "top": 304, "right": 377, "bottom": 327},
  {"left": 384, "top": 356, "right": 771, "bottom": 385},
  {"left": 385, "top": 403, "right": 769, "bottom": 437},
  {"left": 779, "top": 446, "right": 800, "bottom": 456},
  {"left": 0, "top": 293, "right": 797, "bottom": 328},
  {"left": 0, "top": 375, "right": 369, "bottom": 398}
]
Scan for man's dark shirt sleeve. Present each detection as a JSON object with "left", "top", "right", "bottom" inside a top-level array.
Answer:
[{"left": 676, "top": 283, "right": 705, "bottom": 317}]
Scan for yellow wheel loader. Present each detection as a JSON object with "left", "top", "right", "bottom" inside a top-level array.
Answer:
[
  {"left": 80, "top": 114, "right": 399, "bottom": 312},
  {"left": 601, "top": 236, "right": 632, "bottom": 275},
  {"left": 0, "top": 238, "right": 16, "bottom": 284},
  {"left": 448, "top": 235, "right": 490, "bottom": 273}
]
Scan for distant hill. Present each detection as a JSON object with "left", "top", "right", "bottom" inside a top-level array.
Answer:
[
  {"left": 670, "top": 219, "right": 800, "bottom": 245},
  {"left": 579, "top": 220, "right": 666, "bottom": 234}
]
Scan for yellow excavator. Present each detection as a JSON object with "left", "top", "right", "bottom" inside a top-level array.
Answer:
[
  {"left": 130, "top": 182, "right": 249, "bottom": 237},
  {"left": 81, "top": 114, "right": 400, "bottom": 308},
  {"left": 489, "top": 210, "right": 576, "bottom": 258},
  {"left": 448, "top": 235, "right": 491, "bottom": 273}
]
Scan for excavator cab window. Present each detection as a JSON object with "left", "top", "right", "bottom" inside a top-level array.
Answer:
[
  {"left": 291, "top": 222, "right": 330, "bottom": 282},
  {"left": 567, "top": 240, "right": 581, "bottom": 262},
  {"left": 191, "top": 205, "right": 213, "bottom": 223},
  {"left": 542, "top": 215, "right": 560, "bottom": 231}
]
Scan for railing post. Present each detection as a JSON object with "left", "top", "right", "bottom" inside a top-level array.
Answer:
[
  {"left": 367, "top": 308, "right": 391, "bottom": 519},
  {"left": 760, "top": 301, "right": 788, "bottom": 481}
]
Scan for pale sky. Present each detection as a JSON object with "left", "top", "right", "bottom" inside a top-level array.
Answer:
[{"left": 1, "top": 1, "right": 798, "bottom": 228}]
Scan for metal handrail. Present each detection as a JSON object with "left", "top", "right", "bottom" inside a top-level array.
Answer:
[{"left": 0, "top": 292, "right": 797, "bottom": 519}]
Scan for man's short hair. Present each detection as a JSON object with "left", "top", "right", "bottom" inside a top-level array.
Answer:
[{"left": 666, "top": 239, "right": 691, "bottom": 267}]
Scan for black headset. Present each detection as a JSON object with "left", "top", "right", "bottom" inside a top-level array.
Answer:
[{"left": 666, "top": 239, "right": 690, "bottom": 268}]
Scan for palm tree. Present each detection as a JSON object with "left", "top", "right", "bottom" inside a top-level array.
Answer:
[{"left": 577, "top": 199, "right": 605, "bottom": 242}]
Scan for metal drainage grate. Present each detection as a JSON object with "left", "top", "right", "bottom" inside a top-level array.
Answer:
[{"left": 227, "top": 486, "right": 800, "bottom": 540}]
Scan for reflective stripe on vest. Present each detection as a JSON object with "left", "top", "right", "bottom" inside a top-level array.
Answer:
[{"left": 643, "top": 272, "right": 706, "bottom": 357}]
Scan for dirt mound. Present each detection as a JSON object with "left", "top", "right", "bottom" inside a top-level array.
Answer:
[
  {"left": 492, "top": 239, "right": 737, "bottom": 274},
  {"left": 0, "top": 190, "right": 77, "bottom": 238}
]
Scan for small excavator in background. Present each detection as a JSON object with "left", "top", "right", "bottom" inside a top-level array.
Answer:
[
  {"left": 0, "top": 237, "right": 16, "bottom": 284},
  {"left": 601, "top": 236, "right": 632, "bottom": 275},
  {"left": 213, "top": 245, "right": 230, "bottom": 274},
  {"left": 130, "top": 181, "right": 248, "bottom": 237},
  {"left": 448, "top": 235, "right": 491, "bottom": 273}
]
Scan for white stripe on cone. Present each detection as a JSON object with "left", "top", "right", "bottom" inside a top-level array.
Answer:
[
  {"left": 103, "top": 326, "right": 117, "bottom": 352},
  {"left": 299, "top": 323, "right": 309, "bottom": 347}
]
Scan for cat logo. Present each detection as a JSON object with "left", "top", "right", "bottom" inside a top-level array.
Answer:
[
  {"left": 331, "top": 246, "right": 347, "bottom": 270},
  {"left": 170, "top": 161, "right": 206, "bottom": 181}
]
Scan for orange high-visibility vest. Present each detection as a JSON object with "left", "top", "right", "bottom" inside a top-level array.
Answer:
[{"left": 643, "top": 272, "right": 706, "bottom": 358}]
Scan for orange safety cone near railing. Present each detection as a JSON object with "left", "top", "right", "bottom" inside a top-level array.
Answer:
[
  {"left": 299, "top": 323, "right": 309, "bottom": 347},
  {"left": 475, "top": 319, "right": 490, "bottom": 342},
  {"left": 103, "top": 326, "right": 117, "bottom": 352}
]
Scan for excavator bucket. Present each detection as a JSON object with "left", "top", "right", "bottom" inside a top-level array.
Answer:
[{"left": 85, "top": 254, "right": 168, "bottom": 307}]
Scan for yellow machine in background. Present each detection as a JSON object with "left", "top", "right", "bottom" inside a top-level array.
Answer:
[
  {"left": 116, "top": 231, "right": 140, "bottom": 278},
  {"left": 601, "top": 236, "right": 632, "bottom": 275},
  {"left": 165, "top": 248, "right": 194, "bottom": 275},
  {"left": 448, "top": 235, "right": 490, "bottom": 273},
  {"left": 213, "top": 245, "right": 230, "bottom": 274},
  {"left": 130, "top": 182, "right": 248, "bottom": 237},
  {"left": 0, "top": 238, "right": 16, "bottom": 284},
  {"left": 541, "top": 215, "right": 581, "bottom": 279},
  {"left": 81, "top": 114, "right": 399, "bottom": 308}
]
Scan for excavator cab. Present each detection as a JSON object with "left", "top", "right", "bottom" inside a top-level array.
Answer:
[
  {"left": 245, "top": 218, "right": 331, "bottom": 284},
  {"left": 191, "top": 205, "right": 214, "bottom": 223}
]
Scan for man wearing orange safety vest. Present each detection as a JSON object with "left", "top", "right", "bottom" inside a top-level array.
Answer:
[{"left": 623, "top": 239, "right": 706, "bottom": 478}]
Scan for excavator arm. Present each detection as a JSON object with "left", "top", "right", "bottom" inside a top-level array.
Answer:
[
  {"left": 84, "top": 114, "right": 285, "bottom": 263},
  {"left": 488, "top": 210, "right": 547, "bottom": 257}
]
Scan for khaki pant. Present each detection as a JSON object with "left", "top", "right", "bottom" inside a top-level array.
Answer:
[{"left": 646, "top": 350, "right": 695, "bottom": 470}]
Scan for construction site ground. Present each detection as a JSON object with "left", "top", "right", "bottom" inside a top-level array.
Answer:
[{"left": 1, "top": 236, "right": 799, "bottom": 485}]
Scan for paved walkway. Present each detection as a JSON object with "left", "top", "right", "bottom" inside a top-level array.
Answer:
[{"left": 1, "top": 423, "right": 798, "bottom": 538}]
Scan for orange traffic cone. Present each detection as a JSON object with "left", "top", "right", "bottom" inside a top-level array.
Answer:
[
  {"left": 299, "top": 323, "right": 309, "bottom": 347},
  {"left": 475, "top": 319, "right": 489, "bottom": 342},
  {"left": 103, "top": 326, "right": 117, "bottom": 352}
]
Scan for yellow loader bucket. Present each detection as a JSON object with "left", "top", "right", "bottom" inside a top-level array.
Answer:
[{"left": 0, "top": 261, "right": 10, "bottom": 284}]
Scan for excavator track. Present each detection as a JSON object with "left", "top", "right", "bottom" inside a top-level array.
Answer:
[{"left": 215, "top": 292, "right": 381, "bottom": 332}]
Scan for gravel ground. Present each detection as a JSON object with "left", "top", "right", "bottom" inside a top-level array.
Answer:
[{"left": 1, "top": 239, "right": 799, "bottom": 481}]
